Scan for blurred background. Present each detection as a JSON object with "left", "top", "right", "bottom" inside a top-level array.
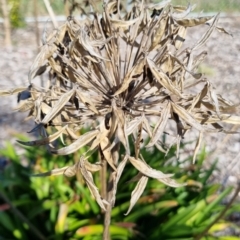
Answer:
[{"left": 1, "top": 0, "right": 240, "bottom": 239}]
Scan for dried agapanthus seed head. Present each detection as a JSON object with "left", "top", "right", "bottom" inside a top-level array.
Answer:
[{"left": 1, "top": 0, "right": 240, "bottom": 213}]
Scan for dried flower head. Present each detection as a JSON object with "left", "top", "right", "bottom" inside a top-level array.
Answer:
[{"left": 1, "top": 0, "right": 240, "bottom": 214}]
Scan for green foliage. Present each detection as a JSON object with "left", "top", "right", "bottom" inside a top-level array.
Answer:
[
  {"left": 168, "top": 0, "right": 240, "bottom": 12},
  {"left": 2, "top": 0, "right": 240, "bottom": 23},
  {"left": 9, "top": 0, "right": 26, "bottom": 28},
  {"left": 0, "top": 138, "right": 239, "bottom": 239}
]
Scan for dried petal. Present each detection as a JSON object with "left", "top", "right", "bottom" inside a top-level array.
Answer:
[
  {"left": 51, "top": 130, "right": 98, "bottom": 155},
  {"left": 125, "top": 176, "right": 148, "bottom": 215},
  {"left": 79, "top": 157, "right": 108, "bottom": 211},
  {"left": 128, "top": 156, "right": 173, "bottom": 179}
]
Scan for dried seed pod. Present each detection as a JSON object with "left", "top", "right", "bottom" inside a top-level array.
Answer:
[{"left": 1, "top": 0, "right": 239, "bottom": 213}]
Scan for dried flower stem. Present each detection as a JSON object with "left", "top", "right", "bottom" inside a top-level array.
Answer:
[
  {"left": 100, "top": 156, "right": 107, "bottom": 200},
  {"left": 103, "top": 145, "right": 119, "bottom": 239},
  {"left": 33, "top": 0, "right": 40, "bottom": 47},
  {"left": 42, "top": 0, "right": 58, "bottom": 28},
  {"left": 103, "top": 176, "right": 114, "bottom": 240},
  {"left": 0, "top": 0, "right": 12, "bottom": 48}
]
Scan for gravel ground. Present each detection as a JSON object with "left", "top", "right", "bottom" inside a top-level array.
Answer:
[{"left": 0, "top": 16, "right": 240, "bottom": 184}]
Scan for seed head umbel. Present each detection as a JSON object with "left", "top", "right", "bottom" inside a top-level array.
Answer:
[{"left": 1, "top": 0, "right": 240, "bottom": 213}]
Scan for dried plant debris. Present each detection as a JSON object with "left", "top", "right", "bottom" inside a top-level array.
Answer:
[{"left": 1, "top": 0, "right": 240, "bottom": 213}]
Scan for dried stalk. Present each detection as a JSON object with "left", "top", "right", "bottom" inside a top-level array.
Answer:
[
  {"left": 33, "top": 0, "right": 40, "bottom": 47},
  {"left": 64, "top": 0, "right": 70, "bottom": 17},
  {"left": 103, "top": 174, "right": 114, "bottom": 240},
  {"left": 42, "top": 0, "right": 58, "bottom": 28},
  {"left": 103, "top": 144, "right": 120, "bottom": 239},
  {"left": 0, "top": 0, "right": 12, "bottom": 48}
]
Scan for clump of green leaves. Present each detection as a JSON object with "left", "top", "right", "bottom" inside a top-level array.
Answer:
[
  {"left": 9, "top": 0, "right": 26, "bottom": 28},
  {"left": 1, "top": 140, "right": 240, "bottom": 239}
]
